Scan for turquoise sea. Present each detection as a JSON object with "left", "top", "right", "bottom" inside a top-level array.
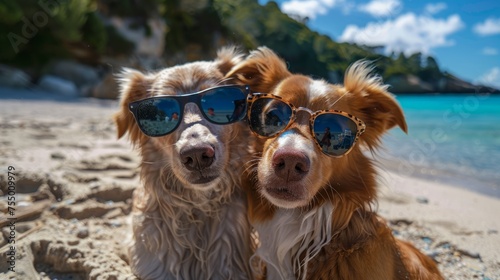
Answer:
[{"left": 379, "top": 94, "right": 500, "bottom": 197}]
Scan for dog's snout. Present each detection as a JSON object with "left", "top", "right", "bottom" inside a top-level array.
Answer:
[
  {"left": 272, "top": 149, "right": 310, "bottom": 182},
  {"left": 180, "top": 144, "right": 215, "bottom": 171}
]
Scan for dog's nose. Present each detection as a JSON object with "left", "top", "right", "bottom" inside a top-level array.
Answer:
[
  {"left": 272, "top": 149, "right": 310, "bottom": 182},
  {"left": 180, "top": 144, "right": 215, "bottom": 170}
]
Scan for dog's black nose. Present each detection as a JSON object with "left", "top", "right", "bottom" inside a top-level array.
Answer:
[
  {"left": 180, "top": 144, "right": 215, "bottom": 170},
  {"left": 272, "top": 150, "right": 310, "bottom": 182}
]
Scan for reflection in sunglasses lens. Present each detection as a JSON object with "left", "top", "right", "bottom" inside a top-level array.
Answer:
[
  {"left": 201, "top": 88, "right": 247, "bottom": 124},
  {"left": 250, "top": 98, "right": 292, "bottom": 137},
  {"left": 313, "top": 114, "right": 358, "bottom": 156},
  {"left": 137, "top": 98, "right": 181, "bottom": 136}
]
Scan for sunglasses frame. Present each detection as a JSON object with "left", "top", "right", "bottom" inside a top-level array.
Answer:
[
  {"left": 246, "top": 93, "right": 366, "bottom": 157},
  {"left": 129, "top": 84, "right": 250, "bottom": 137}
]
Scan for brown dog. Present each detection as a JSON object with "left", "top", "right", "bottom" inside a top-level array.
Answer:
[
  {"left": 226, "top": 47, "right": 443, "bottom": 280},
  {"left": 114, "top": 47, "right": 255, "bottom": 279}
]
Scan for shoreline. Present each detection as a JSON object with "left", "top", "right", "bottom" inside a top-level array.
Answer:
[{"left": 377, "top": 156, "right": 500, "bottom": 199}]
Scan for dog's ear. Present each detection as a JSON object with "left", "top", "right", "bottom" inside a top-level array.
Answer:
[
  {"left": 345, "top": 61, "right": 407, "bottom": 150},
  {"left": 216, "top": 46, "right": 245, "bottom": 75},
  {"left": 225, "top": 46, "right": 291, "bottom": 93},
  {"left": 113, "top": 69, "right": 154, "bottom": 144}
]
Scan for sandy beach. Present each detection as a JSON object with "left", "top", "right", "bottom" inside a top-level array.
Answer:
[{"left": 0, "top": 87, "right": 499, "bottom": 279}]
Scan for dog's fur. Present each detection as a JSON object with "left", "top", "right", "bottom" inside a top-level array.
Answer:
[
  {"left": 114, "top": 47, "right": 255, "bottom": 279},
  {"left": 226, "top": 47, "right": 443, "bottom": 280}
]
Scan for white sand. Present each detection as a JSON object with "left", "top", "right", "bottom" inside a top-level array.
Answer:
[{"left": 378, "top": 170, "right": 500, "bottom": 278}]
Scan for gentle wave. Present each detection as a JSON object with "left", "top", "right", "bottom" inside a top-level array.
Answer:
[{"left": 378, "top": 93, "right": 500, "bottom": 197}]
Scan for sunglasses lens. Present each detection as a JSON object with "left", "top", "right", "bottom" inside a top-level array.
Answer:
[
  {"left": 249, "top": 98, "right": 292, "bottom": 137},
  {"left": 313, "top": 114, "right": 358, "bottom": 156},
  {"left": 201, "top": 87, "right": 247, "bottom": 124},
  {"left": 136, "top": 98, "right": 181, "bottom": 136}
]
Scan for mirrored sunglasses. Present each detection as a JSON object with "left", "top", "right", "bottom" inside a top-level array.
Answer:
[
  {"left": 247, "top": 93, "right": 366, "bottom": 157},
  {"left": 129, "top": 85, "right": 249, "bottom": 137}
]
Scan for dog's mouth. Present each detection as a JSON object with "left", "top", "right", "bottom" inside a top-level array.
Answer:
[
  {"left": 189, "top": 174, "right": 219, "bottom": 185},
  {"left": 265, "top": 186, "right": 302, "bottom": 201},
  {"left": 260, "top": 179, "right": 311, "bottom": 209}
]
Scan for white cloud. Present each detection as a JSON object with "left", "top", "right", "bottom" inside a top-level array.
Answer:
[
  {"left": 425, "top": 3, "right": 447, "bottom": 15},
  {"left": 473, "top": 18, "right": 500, "bottom": 36},
  {"left": 477, "top": 67, "right": 500, "bottom": 88},
  {"left": 281, "top": 0, "right": 340, "bottom": 19},
  {"left": 482, "top": 47, "right": 498, "bottom": 56},
  {"left": 339, "top": 13, "right": 465, "bottom": 55},
  {"left": 359, "top": 0, "right": 402, "bottom": 18}
]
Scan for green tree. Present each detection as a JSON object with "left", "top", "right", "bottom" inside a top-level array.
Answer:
[
  {"left": 419, "top": 56, "right": 442, "bottom": 82},
  {"left": 0, "top": 0, "right": 103, "bottom": 67}
]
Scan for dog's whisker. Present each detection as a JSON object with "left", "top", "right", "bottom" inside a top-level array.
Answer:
[
  {"left": 326, "top": 184, "right": 336, "bottom": 203},
  {"left": 216, "top": 77, "right": 234, "bottom": 86},
  {"left": 226, "top": 129, "right": 241, "bottom": 144},
  {"left": 243, "top": 159, "right": 260, "bottom": 174}
]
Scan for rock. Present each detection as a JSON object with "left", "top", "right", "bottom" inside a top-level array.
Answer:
[
  {"left": 457, "top": 248, "right": 481, "bottom": 259},
  {"left": 0, "top": 64, "right": 31, "bottom": 88},
  {"left": 104, "top": 219, "right": 122, "bottom": 228},
  {"left": 38, "top": 75, "right": 79, "bottom": 97},
  {"left": 421, "top": 236, "right": 433, "bottom": 244},
  {"left": 90, "top": 72, "right": 120, "bottom": 99},
  {"left": 109, "top": 17, "right": 166, "bottom": 58},
  {"left": 382, "top": 70, "right": 499, "bottom": 94},
  {"left": 417, "top": 196, "right": 429, "bottom": 204},
  {"left": 67, "top": 239, "right": 80, "bottom": 246},
  {"left": 390, "top": 219, "right": 413, "bottom": 226},
  {"left": 487, "top": 229, "right": 498, "bottom": 234},
  {"left": 107, "top": 16, "right": 166, "bottom": 69},
  {"left": 51, "top": 152, "right": 66, "bottom": 160},
  {"left": 76, "top": 227, "right": 89, "bottom": 239},
  {"left": 46, "top": 60, "right": 100, "bottom": 88},
  {"left": 437, "top": 74, "right": 500, "bottom": 93},
  {"left": 387, "top": 74, "right": 435, "bottom": 93},
  {"left": 438, "top": 75, "right": 477, "bottom": 93}
]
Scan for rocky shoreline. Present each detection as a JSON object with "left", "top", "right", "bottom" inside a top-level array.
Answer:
[{"left": 386, "top": 73, "right": 500, "bottom": 94}]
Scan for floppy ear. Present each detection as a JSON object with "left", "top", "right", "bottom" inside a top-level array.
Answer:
[
  {"left": 344, "top": 61, "right": 408, "bottom": 150},
  {"left": 113, "top": 68, "right": 155, "bottom": 144},
  {"left": 225, "top": 46, "right": 291, "bottom": 93}
]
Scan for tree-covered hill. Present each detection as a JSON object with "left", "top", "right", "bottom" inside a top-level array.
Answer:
[{"left": 0, "top": 0, "right": 497, "bottom": 93}]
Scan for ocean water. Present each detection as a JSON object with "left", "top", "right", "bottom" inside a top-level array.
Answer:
[{"left": 378, "top": 93, "right": 500, "bottom": 197}]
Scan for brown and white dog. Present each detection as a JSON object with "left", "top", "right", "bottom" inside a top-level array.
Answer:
[
  {"left": 114, "top": 47, "right": 255, "bottom": 279},
  {"left": 226, "top": 47, "right": 443, "bottom": 280}
]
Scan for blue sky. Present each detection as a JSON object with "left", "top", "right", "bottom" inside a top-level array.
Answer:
[{"left": 259, "top": 0, "right": 500, "bottom": 88}]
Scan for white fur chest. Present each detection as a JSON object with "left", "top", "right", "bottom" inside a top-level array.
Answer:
[
  {"left": 254, "top": 202, "right": 334, "bottom": 280},
  {"left": 129, "top": 188, "right": 253, "bottom": 280}
]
